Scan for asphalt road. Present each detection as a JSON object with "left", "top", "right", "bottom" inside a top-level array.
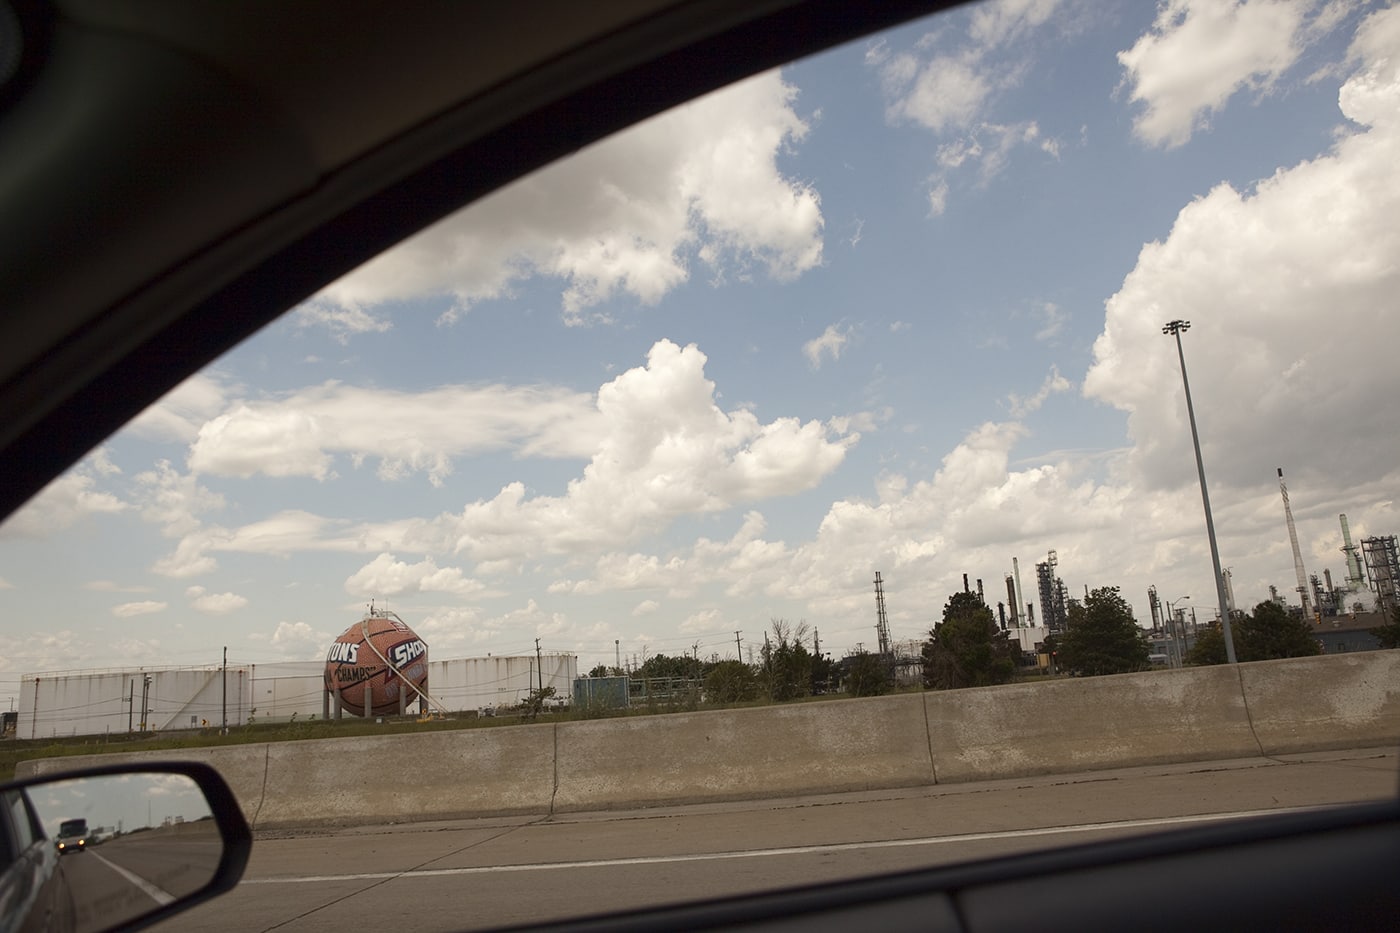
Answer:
[
  {"left": 158, "top": 748, "right": 1397, "bottom": 932},
  {"left": 57, "top": 826, "right": 222, "bottom": 933}
]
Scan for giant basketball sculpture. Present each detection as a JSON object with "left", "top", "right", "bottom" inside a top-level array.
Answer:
[{"left": 324, "top": 607, "right": 429, "bottom": 716}]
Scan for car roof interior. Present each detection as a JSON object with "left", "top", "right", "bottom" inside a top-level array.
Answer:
[{"left": 2, "top": 2, "right": 1398, "bottom": 931}]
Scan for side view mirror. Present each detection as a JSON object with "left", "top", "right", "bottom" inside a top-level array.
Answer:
[{"left": 0, "top": 762, "right": 250, "bottom": 933}]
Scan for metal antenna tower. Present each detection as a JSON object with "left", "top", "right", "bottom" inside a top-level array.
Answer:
[
  {"left": 873, "top": 571, "right": 892, "bottom": 657},
  {"left": 1277, "top": 468, "right": 1312, "bottom": 619}
]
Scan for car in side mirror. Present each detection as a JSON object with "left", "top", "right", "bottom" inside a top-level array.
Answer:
[{"left": 0, "top": 762, "right": 250, "bottom": 933}]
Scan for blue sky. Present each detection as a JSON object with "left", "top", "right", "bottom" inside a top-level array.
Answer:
[{"left": 3, "top": 0, "right": 1398, "bottom": 700}]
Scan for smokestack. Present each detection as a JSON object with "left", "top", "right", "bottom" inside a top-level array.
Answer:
[
  {"left": 1278, "top": 468, "right": 1312, "bottom": 618},
  {"left": 1340, "top": 514, "right": 1366, "bottom": 587},
  {"left": 1013, "top": 557, "right": 1026, "bottom": 623}
]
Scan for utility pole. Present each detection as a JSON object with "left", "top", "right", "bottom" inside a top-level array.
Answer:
[
  {"left": 734, "top": 630, "right": 742, "bottom": 659},
  {"left": 127, "top": 680, "right": 134, "bottom": 733},
  {"left": 615, "top": 639, "right": 620, "bottom": 673},
  {"left": 535, "top": 638, "right": 544, "bottom": 693},
  {"left": 140, "top": 674, "right": 151, "bottom": 732},
  {"left": 221, "top": 646, "right": 228, "bottom": 734},
  {"left": 763, "top": 631, "right": 773, "bottom": 698},
  {"left": 1163, "top": 319, "right": 1236, "bottom": 663}
]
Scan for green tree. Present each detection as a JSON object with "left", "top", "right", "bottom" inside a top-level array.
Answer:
[
  {"left": 1184, "top": 624, "right": 1228, "bottom": 666},
  {"left": 1238, "top": 600, "right": 1321, "bottom": 660},
  {"left": 759, "top": 619, "right": 814, "bottom": 701},
  {"left": 636, "top": 653, "right": 692, "bottom": 680},
  {"left": 1039, "top": 633, "right": 1059, "bottom": 674},
  {"left": 1184, "top": 601, "right": 1323, "bottom": 665},
  {"left": 518, "top": 686, "right": 555, "bottom": 721},
  {"left": 1058, "top": 586, "right": 1150, "bottom": 676},
  {"left": 922, "top": 591, "right": 1016, "bottom": 689},
  {"left": 844, "top": 649, "right": 892, "bottom": 697},
  {"left": 703, "top": 660, "right": 758, "bottom": 705},
  {"left": 810, "top": 650, "right": 838, "bottom": 695},
  {"left": 1371, "top": 605, "right": 1400, "bottom": 649}
]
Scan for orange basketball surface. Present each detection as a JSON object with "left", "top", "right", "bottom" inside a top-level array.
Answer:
[{"left": 323, "top": 612, "right": 429, "bottom": 716}]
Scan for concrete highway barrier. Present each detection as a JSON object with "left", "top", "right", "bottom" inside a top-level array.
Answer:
[
  {"left": 1239, "top": 650, "right": 1400, "bottom": 755},
  {"left": 552, "top": 693, "right": 933, "bottom": 812},
  {"left": 17, "top": 650, "right": 1400, "bottom": 828},
  {"left": 256, "top": 725, "right": 556, "bottom": 827},
  {"left": 923, "top": 663, "right": 1261, "bottom": 783}
]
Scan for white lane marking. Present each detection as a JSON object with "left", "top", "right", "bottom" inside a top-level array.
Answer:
[
  {"left": 244, "top": 806, "right": 1327, "bottom": 884},
  {"left": 90, "top": 851, "right": 178, "bottom": 906}
]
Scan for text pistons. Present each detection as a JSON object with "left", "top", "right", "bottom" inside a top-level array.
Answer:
[{"left": 326, "top": 642, "right": 359, "bottom": 664}]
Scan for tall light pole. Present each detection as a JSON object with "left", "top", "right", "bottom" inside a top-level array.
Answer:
[{"left": 1163, "top": 320, "right": 1236, "bottom": 663}]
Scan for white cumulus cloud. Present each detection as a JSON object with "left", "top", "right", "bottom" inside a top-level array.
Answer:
[
  {"left": 310, "top": 70, "right": 823, "bottom": 327},
  {"left": 447, "top": 340, "right": 856, "bottom": 562},
  {"left": 127, "top": 373, "right": 233, "bottom": 444},
  {"left": 187, "top": 382, "right": 599, "bottom": 485},
  {"left": 1117, "top": 0, "right": 1329, "bottom": 148},
  {"left": 345, "top": 553, "right": 485, "bottom": 598},
  {"left": 803, "top": 323, "right": 852, "bottom": 368},
  {"left": 0, "top": 456, "right": 128, "bottom": 538},
  {"left": 248, "top": 621, "right": 333, "bottom": 661},
  {"left": 185, "top": 586, "right": 249, "bottom": 614},
  {"left": 113, "top": 601, "right": 167, "bottom": 618},
  {"left": 872, "top": 1, "right": 1072, "bottom": 212},
  {"left": 1087, "top": 9, "right": 1400, "bottom": 494}
]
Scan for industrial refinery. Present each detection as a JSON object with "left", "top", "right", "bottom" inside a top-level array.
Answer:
[{"left": 911, "top": 469, "right": 1398, "bottom": 673}]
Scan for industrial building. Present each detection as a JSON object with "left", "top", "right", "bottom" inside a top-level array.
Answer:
[
  {"left": 1313, "top": 612, "right": 1386, "bottom": 654},
  {"left": 16, "top": 653, "right": 578, "bottom": 740}
]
